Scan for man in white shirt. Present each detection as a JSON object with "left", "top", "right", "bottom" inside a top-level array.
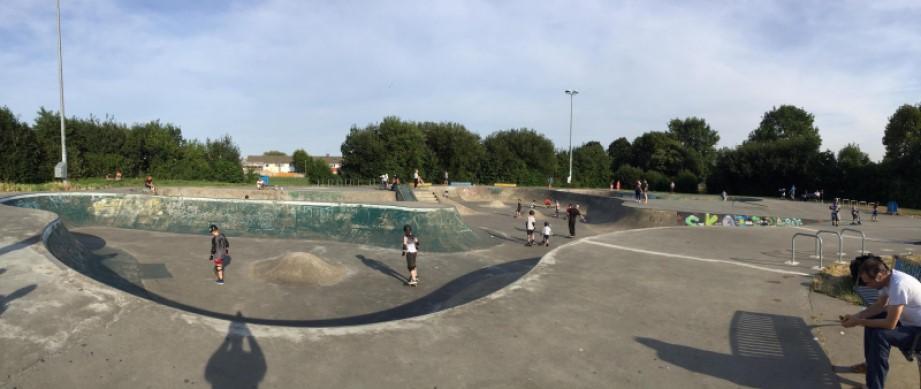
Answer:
[{"left": 842, "top": 257, "right": 921, "bottom": 389}]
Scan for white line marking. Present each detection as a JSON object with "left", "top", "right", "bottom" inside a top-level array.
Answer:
[{"left": 582, "top": 239, "right": 810, "bottom": 276}]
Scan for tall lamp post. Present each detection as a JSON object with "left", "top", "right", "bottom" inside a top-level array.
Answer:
[
  {"left": 564, "top": 90, "right": 578, "bottom": 184},
  {"left": 54, "top": 0, "right": 68, "bottom": 182}
]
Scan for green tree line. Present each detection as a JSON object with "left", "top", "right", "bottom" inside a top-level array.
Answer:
[{"left": 0, "top": 107, "right": 244, "bottom": 183}]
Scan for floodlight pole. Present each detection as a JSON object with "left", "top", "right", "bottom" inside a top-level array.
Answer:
[
  {"left": 565, "top": 90, "right": 579, "bottom": 184},
  {"left": 55, "top": 0, "right": 68, "bottom": 182}
]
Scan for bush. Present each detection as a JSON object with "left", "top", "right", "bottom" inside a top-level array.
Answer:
[
  {"left": 674, "top": 170, "right": 699, "bottom": 193},
  {"left": 644, "top": 170, "right": 669, "bottom": 191}
]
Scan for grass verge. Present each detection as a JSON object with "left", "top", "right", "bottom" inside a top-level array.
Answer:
[{"left": 812, "top": 255, "right": 921, "bottom": 305}]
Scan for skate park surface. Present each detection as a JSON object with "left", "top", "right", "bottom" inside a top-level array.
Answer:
[{"left": 1, "top": 186, "right": 920, "bottom": 388}]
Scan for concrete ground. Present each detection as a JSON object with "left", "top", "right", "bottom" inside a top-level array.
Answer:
[{"left": 1, "top": 189, "right": 920, "bottom": 388}]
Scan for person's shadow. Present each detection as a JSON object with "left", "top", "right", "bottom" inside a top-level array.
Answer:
[
  {"left": 204, "top": 311, "right": 267, "bottom": 389},
  {"left": 0, "top": 267, "right": 37, "bottom": 317},
  {"left": 357, "top": 254, "right": 408, "bottom": 283}
]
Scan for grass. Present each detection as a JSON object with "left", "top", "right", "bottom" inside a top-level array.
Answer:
[
  {"left": 812, "top": 255, "right": 921, "bottom": 305},
  {"left": 0, "top": 178, "right": 244, "bottom": 193}
]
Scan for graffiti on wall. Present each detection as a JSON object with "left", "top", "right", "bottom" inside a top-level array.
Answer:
[{"left": 678, "top": 212, "right": 804, "bottom": 227}]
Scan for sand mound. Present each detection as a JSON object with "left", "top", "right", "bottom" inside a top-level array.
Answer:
[
  {"left": 484, "top": 200, "right": 507, "bottom": 208},
  {"left": 252, "top": 252, "right": 347, "bottom": 286}
]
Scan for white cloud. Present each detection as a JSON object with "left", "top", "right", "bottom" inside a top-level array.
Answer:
[{"left": 1, "top": 0, "right": 918, "bottom": 160}]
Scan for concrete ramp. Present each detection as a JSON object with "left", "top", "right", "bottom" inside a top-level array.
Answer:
[{"left": 4, "top": 193, "right": 490, "bottom": 252}]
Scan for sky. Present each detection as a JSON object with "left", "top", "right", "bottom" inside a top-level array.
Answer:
[{"left": 1, "top": 0, "right": 919, "bottom": 161}]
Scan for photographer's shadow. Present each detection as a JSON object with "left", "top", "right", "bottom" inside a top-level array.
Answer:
[{"left": 204, "top": 311, "right": 266, "bottom": 388}]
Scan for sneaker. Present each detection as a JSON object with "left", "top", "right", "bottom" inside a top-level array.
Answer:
[
  {"left": 408, "top": 279, "right": 418, "bottom": 286},
  {"left": 216, "top": 280, "right": 224, "bottom": 285}
]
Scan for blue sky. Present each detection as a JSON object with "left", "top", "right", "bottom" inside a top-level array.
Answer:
[{"left": 1, "top": 0, "right": 919, "bottom": 161}]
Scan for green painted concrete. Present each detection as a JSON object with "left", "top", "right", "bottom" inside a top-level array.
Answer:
[{"left": 4, "top": 193, "right": 488, "bottom": 252}]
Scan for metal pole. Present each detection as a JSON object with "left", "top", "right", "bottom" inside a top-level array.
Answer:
[
  {"left": 56, "top": 0, "right": 68, "bottom": 182},
  {"left": 565, "top": 90, "right": 578, "bottom": 184}
]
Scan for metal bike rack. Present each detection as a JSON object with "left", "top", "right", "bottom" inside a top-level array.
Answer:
[
  {"left": 789, "top": 233, "right": 823, "bottom": 269},
  {"left": 814, "top": 230, "right": 844, "bottom": 262},
  {"left": 841, "top": 228, "right": 867, "bottom": 255}
]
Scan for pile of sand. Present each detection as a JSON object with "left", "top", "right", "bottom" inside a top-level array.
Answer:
[{"left": 252, "top": 252, "right": 347, "bottom": 286}]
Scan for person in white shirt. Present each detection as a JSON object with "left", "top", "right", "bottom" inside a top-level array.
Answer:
[
  {"left": 841, "top": 256, "right": 921, "bottom": 389},
  {"left": 541, "top": 222, "right": 552, "bottom": 247},
  {"left": 525, "top": 210, "right": 536, "bottom": 246}
]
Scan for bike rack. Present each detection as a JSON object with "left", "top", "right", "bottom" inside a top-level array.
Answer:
[
  {"left": 814, "top": 230, "right": 844, "bottom": 262},
  {"left": 841, "top": 228, "right": 867, "bottom": 256},
  {"left": 789, "top": 233, "right": 823, "bottom": 269}
]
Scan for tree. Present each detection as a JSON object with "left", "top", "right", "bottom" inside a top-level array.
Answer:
[
  {"left": 667, "top": 117, "right": 719, "bottom": 177},
  {"left": 606, "top": 137, "right": 632, "bottom": 173},
  {"left": 630, "top": 132, "right": 699, "bottom": 177},
  {"left": 674, "top": 170, "right": 699, "bottom": 193},
  {"left": 572, "top": 141, "right": 611, "bottom": 187},
  {"left": 0, "top": 106, "right": 45, "bottom": 183},
  {"left": 882, "top": 103, "right": 921, "bottom": 207},
  {"left": 263, "top": 150, "right": 286, "bottom": 156},
  {"left": 747, "top": 105, "right": 821, "bottom": 149},
  {"left": 420, "top": 121, "right": 485, "bottom": 182},
  {"left": 340, "top": 116, "right": 430, "bottom": 182},
  {"left": 612, "top": 165, "right": 643, "bottom": 187},
  {"left": 292, "top": 148, "right": 333, "bottom": 181},
  {"left": 480, "top": 128, "right": 556, "bottom": 185}
]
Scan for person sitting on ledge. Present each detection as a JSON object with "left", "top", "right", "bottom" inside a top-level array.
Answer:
[{"left": 841, "top": 256, "right": 921, "bottom": 389}]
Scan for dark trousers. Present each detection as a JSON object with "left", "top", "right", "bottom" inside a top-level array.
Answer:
[
  {"left": 864, "top": 313, "right": 921, "bottom": 389},
  {"left": 568, "top": 219, "right": 576, "bottom": 236}
]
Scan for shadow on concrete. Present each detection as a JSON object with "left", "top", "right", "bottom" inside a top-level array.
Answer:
[
  {"left": 356, "top": 254, "right": 407, "bottom": 283},
  {"left": 57, "top": 228, "right": 541, "bottom": 327},
  {"left": 0, "top": 268, "right": 6, "bottom": 276},
  {"left": 637, "top": 311, "right": 843, "bottom": 388},
  {"left": 0, "top": 234, "right": 41, "bottom": 257},
  {"left": 204, "top": 311, "right": 267, "bottom": 389},
  {"left": 0, "top": 284, "right": 37, "bottom": 317}
]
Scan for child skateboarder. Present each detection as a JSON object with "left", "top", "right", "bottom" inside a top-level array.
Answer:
[
  {"left": 872, "top": 203, "right": 879, "bottom": 222},
  {"left": 515, "top": 199, "right": 522, "bottom": 218},
  {"left": 209, "top": 224, "right": 229, "bottom": 285},
  {"left": 851, "top": 205, "right": 862, "bottom": 225},
  {"left": 830, "top": 200, "right": 841, "bottom": 227},
  {"left": 402, "top": 225, "right": 420, "bottom": 286},
  {"left": 541, "top": 222, "right": 552, "bottom": 247}
]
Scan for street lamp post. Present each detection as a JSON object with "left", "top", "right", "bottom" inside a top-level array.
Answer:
[
  {"left": 54, "top": 0, "right": 68, "bottom": 182},
  {"left": 565, "top": 90, "right": 579, "bottom": 184}
]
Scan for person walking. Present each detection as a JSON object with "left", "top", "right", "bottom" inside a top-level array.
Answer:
[
  {"left": 515, "top": 199, "right": 522, "bottom": 218},
  {"left": 634, "top": 180, "right": 642, "bottom": 203},
  {"left": 209, "top": 224, "right": 230, "bottom": 285},
  {"left": 566, "top": 204, "right": 586, "bottom": 237},
  {"left": 554, "top": 200, "right": 561, "bottom": 218},
  {"left": 872, "top": 203, "right": 879, "bottom": 222},
  {"left": 642, "top": 179, "right": 650, "bottom": 204},
  {"left": 401, "top": 225, "right": 421, "bottom": 286},
  {"left": 830, "top": 199, "right": 841, "bottom": 227}
]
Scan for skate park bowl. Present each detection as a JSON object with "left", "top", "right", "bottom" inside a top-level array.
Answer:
[{"left": 1, "top": 192, "right": 534, "bottom": 327}]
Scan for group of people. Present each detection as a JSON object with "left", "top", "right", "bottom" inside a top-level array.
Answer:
[
  {"left": 779, "top": 184, "right": 823, "bottom": 202},
  {"left": 378, "top": 169, "right": 429, "bottom": 190},
  {"left": 633, "top": 180, "right": 650, "bottom": 204},
  {"left": 829, "top": 199, "right": 879, "bottom": 227},
  {"left": 515, "top": 198, "right": 586, "bottom": 243}
]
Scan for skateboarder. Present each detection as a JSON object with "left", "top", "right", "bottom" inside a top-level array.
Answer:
[
  {"left": 525, "top": 210, "right": 537, "bottom": 246},
  {"left": 515, "top": 199, "right": 522, "bottom": 218},
  {"left": 541, "top": 222, "right": 552, "bottom": 247},
  {"left": 872, "top": 203, "right": 879, "bottom": 222},
  {"left": 209, "top": 224, "right": 229, "bottom": 285},
  {"left": 402, "top": 225, "right": 420, "bottom": 286},
  {"left": 830, "top": 200, "right": 841, "bottom": 227}
]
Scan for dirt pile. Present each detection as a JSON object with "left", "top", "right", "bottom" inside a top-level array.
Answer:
[{"left": 252, "top": 252, "right": 347, "bottom": 286}]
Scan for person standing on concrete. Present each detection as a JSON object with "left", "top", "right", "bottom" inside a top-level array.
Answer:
[
  {"left": 669, "top": 181, "right": 675, "bottom": 193},
  {"left": 209, "top": 224, "right": 230, "bottom": 285},
  {"left": 830, "top": 200, "right": 841, "bottom": 227},
  {"left": 444, "top": 170, "right": 449, "bottom": 185},
  {"left": 554, "top": 200, "right": 561, "bottom": 218},
  {"left": 566, "top": 204, "right": 586, "bottom": 237},
  {"left": 515, "top": 199, "right": 522, "bottom": 218},
  {"left": 851, "top": 205, "right": 863, "bottom": 225},
  {"left": 401, "top": 225, "right": 421, "bottom": 286},
  {"left": 642, "top": 180, "right": 650, "bottom": 204},
  {"left": 790, "top": 184, "right": 796, "bottom": 201},
  {"left": 872, "top": 203, "right": 879, "bottom": 222},
  {"left": 525, "top": 210, "right": 537, "bottom": 246},
  {"left": 841, "top": 257, "right": 921, "bottom": 389},
  {"left": 634, "top": 180, "right": 642, "bottom": 203}
]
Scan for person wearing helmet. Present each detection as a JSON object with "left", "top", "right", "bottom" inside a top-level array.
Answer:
[
  {"left": 402, "top": 225, "right": 421, "bottom": 286},
  {"left": 209, "top": 224, "right": 230, "bottom": 285}
]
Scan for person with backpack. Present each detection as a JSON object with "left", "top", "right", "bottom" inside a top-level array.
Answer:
[
  {"left": 401, "top": 225, "right": 421, "bottom": 286},
  {"left": 209, "top": 224, "right": 230, "bottom": 285}
]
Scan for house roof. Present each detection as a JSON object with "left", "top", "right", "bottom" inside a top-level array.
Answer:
[
  {"left": 320, "top": 156, "right": 343, "bottom": 164},
  {"left": 244, "top": 155, "right": 292, "bottom": 165}
]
